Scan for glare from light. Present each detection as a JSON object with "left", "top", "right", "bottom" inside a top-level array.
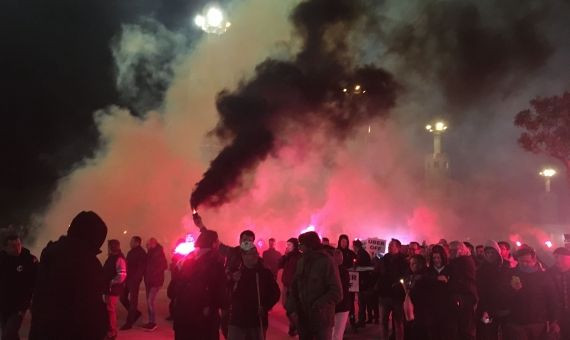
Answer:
[
  {"left": 516, "top": 241, "right": 522, "bottom": 247},
  {"left": 426, "top": 121, "right": 448, "bottom": 133},
  {"left": 123, "top": 230, "right": 128, "bottom": 235},
  {"left": 355, "top": 84, "right": 361, "bottom": 91},
  {"left": 206, "top": 7, "right": 224, "bottom": 27},
  {"left": 539, "top": 168, "right": 557, "bottom": 178},
  {"left": 545, "top": 240, "right": 553, "bottom": 248},
  {"left": 342, "top": 88, "right": 347, "bottom": 93},
  {"left": 194, "top": 15, "right": 205, "bottom": 28}
]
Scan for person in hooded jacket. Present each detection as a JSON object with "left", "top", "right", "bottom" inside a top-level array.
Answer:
[
  {"left": 337, "top": 234, "right": 357, "bottom": 329},
  {"left": 120, "top": 236, "right": 146, "bottom": 330},
  {"left": 29, "top": 211, "right": 109, "bottom": 340},
  {"left": 279, "top": 237, "right": 302, "bottom": 337},
  {"left": 287, "top": 231, "right": 342, "bottom": 340},
  {"left": 353, "top": 239, "right": 373, "bottom": 327},
  {"left": 103, "top": 239, "right": 127, "bottom": 340},
  {"left": 228, "top": 247, "right": 280, "bottom": 340},
  {"left": 476, "top": 240, "right": 510, "bottom": 340},
  {"left": 142, "top": 237, "right": 168, "bottom": 331},
  {"left": 0, "top": 234, "right": 38, "bottom": 340},
  {"left": 169, "top": 230, "right": 227, "bottom": 340}
]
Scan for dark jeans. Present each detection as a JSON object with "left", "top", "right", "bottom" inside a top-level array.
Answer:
[
  {"left": 348, "top": 293, "right": 356, "bottom": 325},
  {"left": 450, "top": 295, "right": 476, "bottom": 340},
  {"left": 367, "top": 291, "right": 379, "bottom": 322},
  {"left": 298, "top": 327, "right": 333, "bottom": 340},
  {"left": 1, "top": 311, "right": 24, "bottom": 340},
  {"left": 381, "top": 296, "right": 404, "bottom": 340},
  {"left": 120, "top": 282, "right": 141, "bottom": 324}
]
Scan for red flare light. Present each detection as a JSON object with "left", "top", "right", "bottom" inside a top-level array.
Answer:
[
  {"left": 545, "top": 240, "right": 553, "bottom": 248},
  {"left": 516, "top": 241, "right": 522, "bottom": 247},
  {"left": 174, "top": 234, "right": 196, "bottom": 255}
]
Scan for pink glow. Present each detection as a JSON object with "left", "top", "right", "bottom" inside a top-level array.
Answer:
[
  {"left": 174, "top": 234, "right": 195, "bottom": 255},
  {"left": 545, "top": 240, "right": 553, "bottom": 248}
]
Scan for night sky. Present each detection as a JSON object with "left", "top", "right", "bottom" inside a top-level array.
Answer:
[{"left": 0, "top": 0, "right": 222, "bottom": 227}]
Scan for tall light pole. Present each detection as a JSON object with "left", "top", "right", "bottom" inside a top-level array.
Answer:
[
  {"left": 539, "top": 167, "right": 557, "bottom": 193},
  {"left": 425, "top": 121, "right": 448, "bottom": 155}
]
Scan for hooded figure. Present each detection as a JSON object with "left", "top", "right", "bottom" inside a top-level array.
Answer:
[
  {"left": 29, "top": 211, "right": 109, "bottom": 340},
  {"left": 476, "top": 240, "right": 511, "bottom": 340}
]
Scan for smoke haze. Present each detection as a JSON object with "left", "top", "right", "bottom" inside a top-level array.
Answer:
[{"left": 31, "top": 0, "right": 570, "bottom": 254}]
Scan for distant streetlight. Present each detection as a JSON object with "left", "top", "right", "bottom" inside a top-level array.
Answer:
[
  {"left": 539, "top": 167, "right": 557, "bottom": 192},
  {"left": 194, "top": 5, "right": 231, "bottom": 34},
  {"left": 425, "top": 120, "right": 448, "bottom": 155}
]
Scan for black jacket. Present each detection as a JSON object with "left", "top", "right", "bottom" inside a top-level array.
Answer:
[
  {"left": 377, "top": 252, "right": 409, "bottom": 300},
  {"left": 229, "top": 263, "right": 280, "bottom": 328},
  {"left": 279, "top": 251, "right": 301, "bottom": 288},
  {"left": 448, "top": 255, "right": 478, "bottom": 301},
  {"left": 407, "top": 272, "right": 437, "bottom": 326},
  {"left": 0, "top": 248, "right": 38, "bottom": 312},
  {"left": 29, "top": 236, "right": 108, "bottom": 340},
  {"left": 476, "top": 260, "right": 510, "bottom": 317},
  {"left": 103, "top": 253, "right": 126, "bottom": 296},
  {"left": 547, "top": 266, "right": 570, "bottom": 318},
  {"left": 145, "top": 244, "right": 168, "bottom": 288},
  {"left": 506, "top": 266, "right": 559, "bottom": 325},
  {"left": 170, "top": 250, "right": 227, "bottom": 340},
  {"left": 125, "top": 245, "right": 146, "bottom": 287}
]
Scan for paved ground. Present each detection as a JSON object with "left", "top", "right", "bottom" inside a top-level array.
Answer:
[{"left": 18, "top": 284, "right": 381, "bottom": 339}]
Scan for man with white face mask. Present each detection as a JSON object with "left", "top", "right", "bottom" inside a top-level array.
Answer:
[{"left": 193, "top": 213, "right": 257, "bottom": 338}]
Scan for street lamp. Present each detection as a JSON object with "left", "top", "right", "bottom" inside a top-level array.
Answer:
[
  {"left": 539, "top": 167, "right": 556, "bottom": 193},
  {"left": 194, "top": 5, "right": 231, "bottom": 34},
  {"left": 425, "top": 120, "right": 448, "bottom": 155}
]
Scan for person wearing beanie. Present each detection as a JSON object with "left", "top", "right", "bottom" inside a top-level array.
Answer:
[
  {"left": 476, "top": 240, "right": 510, "bottom": 340},
  {"left": 170, "top": 227, "right": 227, "bottom": 340},
  {"left": 29, "top": 211, "right": 109, "bottom": 340},
  {"left": 286, "top": 231, "right": 342, "bottom": 340},
  {"left": 548, "top": 247, "right": 570, "bottom": 339},
  {"left": 278, "top": 237, "right": 302, "bottom": 336}
]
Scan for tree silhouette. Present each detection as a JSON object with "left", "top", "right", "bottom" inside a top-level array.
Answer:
[{"left": 515, "top": 91, "right": 570, "bottom": 183}]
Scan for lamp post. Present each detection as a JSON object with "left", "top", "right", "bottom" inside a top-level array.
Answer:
[
  {"left": 425, "top": 121, "right": 448, "bottom": 155},
  {"left": 539, "top": 167, "right": 556, "bottom": 193}
]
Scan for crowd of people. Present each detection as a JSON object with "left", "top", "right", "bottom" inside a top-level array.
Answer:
[{"left": 1, "top": 210, "right": 570, "bottom": 340}]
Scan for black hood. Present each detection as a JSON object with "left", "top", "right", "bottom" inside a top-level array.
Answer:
[{"left": 67, "top": 211, "right": 107, "bottom": 254}]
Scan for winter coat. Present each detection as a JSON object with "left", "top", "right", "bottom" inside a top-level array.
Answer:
[
  {"left": 286, "top": 248, "right": 342, "bottom": 330},
  {"left": 29, "top": 235, "right": 108, "bottom": 340},
  {"left": 377, "top": 252, "right": 409, "bottom": 300},
  {"left": 547, "top": 266, "right": 570, "bottom": 319},
  {"left": 339, "top": 248, "right": 357, "bottom": 269},
  {"left": 125, "top": 245, "right": 146, "bottom": 288},
  {"left": 476, "top": 260, "right": 511, "bottom": 318},
  {"left": 355, "top": 248, "right": 372, "bottom": 290},
  {"left": 262, "top": 248, "right": 282, "bottom": 277},
  {"left": 447, "top": 255, "right": 478, "bottom": 302},
  {"left": 506, "top": 266, "right": 559, "bottom": 325},
  {"left": 279, "top": 250, "right": 301, "bottom": 288},
  {"left": 0, "top": 248, "right": 38, "bottom": 313},
  {"left": 335, "top": 265, "right": 351, "bottom": 313},
  {"left": 103, "top": 253, "right": 127, "bottom": 296},
  {"left": 229, "top": 262, "right": 280, "bottom": 329},
  {"left": 406, "top": 272, "right": 437, "bottom": 326},
  {"left": 170, "top": 250, "right": 227, "bottom": 340},
  {"left": 144, "top": 244, "right": 168, "bottom": 288}
]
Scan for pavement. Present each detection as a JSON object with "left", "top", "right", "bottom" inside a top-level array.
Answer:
[{"left": 17, "top": 283, "right": 381, "bottom": 339}]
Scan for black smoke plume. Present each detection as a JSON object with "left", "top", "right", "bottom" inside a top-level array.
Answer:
[{"left": 190, "top": 0, "right": 398, "bottom": 209}]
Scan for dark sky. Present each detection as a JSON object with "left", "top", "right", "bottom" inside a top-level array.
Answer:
[{"left": 0, "top": 0, "right": 223, "bottom": 227}]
